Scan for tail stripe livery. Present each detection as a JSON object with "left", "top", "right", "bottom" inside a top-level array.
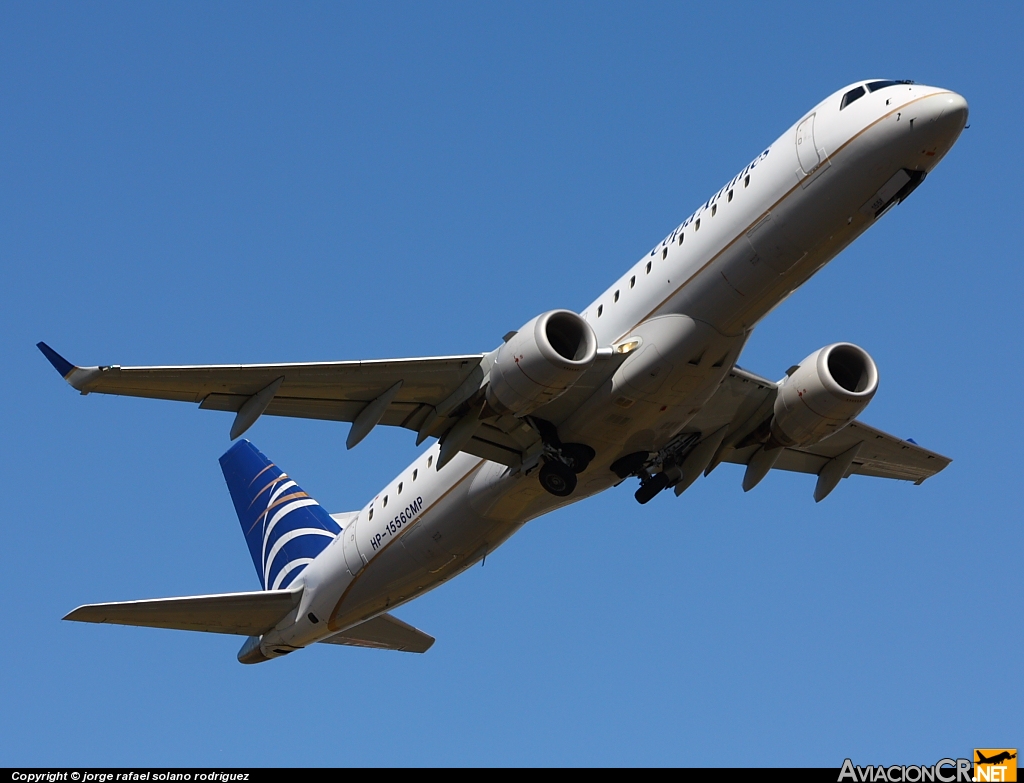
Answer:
[
  {"left": 220, "top": 440, "right": 341, "bottom": 590},
  {"left": 264, "top": 529, "right": 333, "bottom": 588},
  {"left": 272, "top": 558, "right": 314, "bottom": 591}
]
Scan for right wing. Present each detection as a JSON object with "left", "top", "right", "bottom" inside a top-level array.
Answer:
[
  {"left": 318, "top": 613, "right": 435, "bottom": 653},
  {"left": 63, "top": 587, "right": 303, "bottom": 636}
]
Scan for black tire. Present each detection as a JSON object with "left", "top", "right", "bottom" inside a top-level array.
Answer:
[
  {"left": 634, "top": 472, "right": 670, "bottom": 505},
  {"left": 539, "top": 460, "right": 578, "bottom": 497}
]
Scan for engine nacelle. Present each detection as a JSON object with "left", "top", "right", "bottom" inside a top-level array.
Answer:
[
  {"left": 487, "top": 310, "right": 598, "bottom": 417},
  {"left": 771, "top": 343, "right": 878, "bottom": 447}
]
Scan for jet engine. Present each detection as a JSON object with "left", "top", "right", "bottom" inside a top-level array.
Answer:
[
  {"left": 486, "top": 310, "right": 598, "bottom": 417},
  {"left": 770, "top": 343, "right": 878, "bottom": 447}
]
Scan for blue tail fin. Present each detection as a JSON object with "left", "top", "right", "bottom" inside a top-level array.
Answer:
[{"left": 219, "top": 440, "right": 341, "bottom": 591}]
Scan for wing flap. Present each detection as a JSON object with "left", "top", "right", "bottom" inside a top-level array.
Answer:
[
  {"left": 63, "top": 588, "right": 303, "bottom": 636},
  {"left": 318, "top": 612, "right": 435, "bottom": 653}
]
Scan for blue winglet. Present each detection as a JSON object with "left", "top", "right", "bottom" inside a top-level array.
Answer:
[{"left": 37, "top": 342, "right": 75, "bottom": 379}]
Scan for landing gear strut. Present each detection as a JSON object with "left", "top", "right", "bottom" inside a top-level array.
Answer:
[
  {"left": 530, "top": 417, "right": 595, "bottom": 497},
  {"left": 560, "top": 442, "right": 596, "bottom": 473}
]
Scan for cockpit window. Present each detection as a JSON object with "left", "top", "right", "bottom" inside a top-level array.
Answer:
[
  {"left": 866, "top": 80, "right": 903, "bottom": 93},
  {"left": 840, "top": 86, "right": 865, "bottom": 110}
]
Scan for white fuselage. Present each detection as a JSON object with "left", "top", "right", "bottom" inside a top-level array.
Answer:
[{"left": 260, "top": 81, "right": 967, "bottom": 656}]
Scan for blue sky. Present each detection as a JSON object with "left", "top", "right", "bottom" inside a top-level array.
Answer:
[{"left": 2, "top": 1, "right": 1021, "bottom": 767}]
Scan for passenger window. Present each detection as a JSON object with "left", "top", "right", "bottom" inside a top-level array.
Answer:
[
  {"left": 646, "top": 261, "right": 652, "bottom": 274},
  {"left": 840, "top": 85, "right": 865, "bottom": 110},
  {"left": 711, "top": 204, "right": 717, "bottom": 216},
  {"left": 427, "top": 455, "right": 433, "bottom": 468},
  {"left": 369, "top": 508, "right": 374, "bottom": 521},
  {"left": 662, "top": 247, "right": 668, "bottom": 259},
  {"left": 744, "top": 175, "right": 749, "bottom": 187},
  {"left": 598, "top": 304, "right": 603, "bottom": 317},
  {"left": 629, "top": 276, "right": 635, "bottom": 288},
  {"left": 678, "top": 232, "right": 684, "bottom": 245},
  {"left": 728, "top": 190, "right": 733, "bottom": 202},
  {"left": 614, "top": 290, "right": 620, "bottom": 302},
  {"left": 383, "top": 495, "right": 388, "bottom": 507},
  {"left": 413, "top": 469, "right": 418, "bottom": 481},
  {"left": 398, "top": 482, "right": 403, "bottom": 494},
  {"left": 695, "top": 218, "right": 701, "bottom": 231}
]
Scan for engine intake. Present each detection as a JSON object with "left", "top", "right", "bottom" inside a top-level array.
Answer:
[
  {"left": 487, "top": 310, "right": 598, "bottom": 417},
  {"left": 771, "top": 343, "right": 878, "bottom": 447}
]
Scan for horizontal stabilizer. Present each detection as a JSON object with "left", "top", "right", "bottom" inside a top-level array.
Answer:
[
  {"left": 319, "top": 612, "right": 434, "bottom": 653},
  {"left": 64, "top": 587, "right": 302, "bottom": 636}
]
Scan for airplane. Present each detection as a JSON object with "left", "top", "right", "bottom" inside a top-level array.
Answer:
[
  {"left": 41, "top": 79, "right": 968, "bottom": 663},
  {"left": 976, "top": 752, "right": 1017, "bottom": 765}
]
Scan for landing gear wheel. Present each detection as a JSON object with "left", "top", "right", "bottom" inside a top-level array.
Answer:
[
  {"left": 634, "top": 472, "right": 670, "bottom": 505},
  {"left": 539, "top": 459, "right": 578, "bottom": 497}
]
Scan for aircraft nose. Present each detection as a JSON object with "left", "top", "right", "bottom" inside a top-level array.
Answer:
[
  {"left": 915, "top": 89, "right": 969, "bottom": 159},
  {"left": 937, "top": 91, "right": 969, "bottom": 132}
]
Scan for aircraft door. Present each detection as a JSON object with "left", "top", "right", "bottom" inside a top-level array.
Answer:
[
  {"left": 342, "top": 517, "right": 365, "bottom": 576},
  {"left": 795, "top": 114, "right": 821, "bottom": 175}
]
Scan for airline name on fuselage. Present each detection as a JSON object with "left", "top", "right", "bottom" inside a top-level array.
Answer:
[{"left": 651, "top": 147, "right": 772, "bottom": 256}]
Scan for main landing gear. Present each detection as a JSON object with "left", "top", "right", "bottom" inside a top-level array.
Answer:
[
  {"left": 531, "top": 418, "right": 595, "bottom": 498},
  {"left": 539, "top": 460, "right": 577, "bottom": 497},
  {"left": 634, "top": 471, "right": 671, "bottom": 504},
  {"left": 610, "top": 451, "right": 666, "bottom": 505},
  {"left": 609, "top": 432, "right": 702, "bottom": 505}
]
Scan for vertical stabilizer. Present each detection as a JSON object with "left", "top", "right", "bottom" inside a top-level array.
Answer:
[{"left": 219, "top": 440, "right": 340, "bottom": 590}]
